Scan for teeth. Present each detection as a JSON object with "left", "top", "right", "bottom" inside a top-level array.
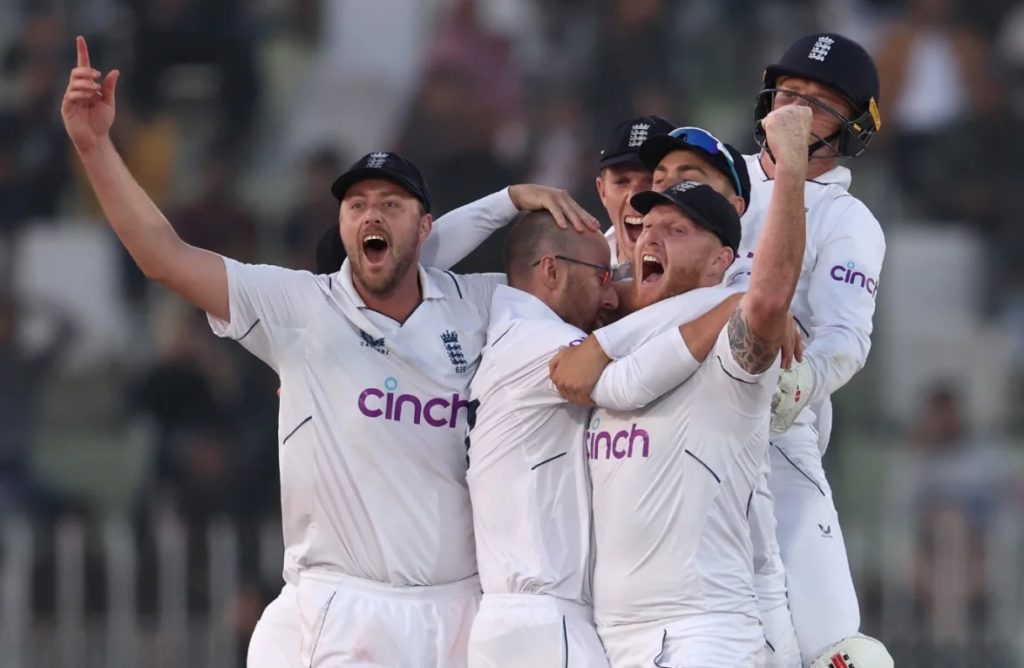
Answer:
[
  {"left": 363, "top": 235, "right": 385, "bottom": 243},
  {"left": 642, "top": 254, "right": 660, "bottom": 264},
  {"left": 624, "top": 217, "right": 643, "bottom": 226}
]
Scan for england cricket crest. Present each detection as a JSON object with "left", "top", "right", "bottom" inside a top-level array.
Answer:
[
  {"left": 366, "top": 152, "right": 389, "bottom": 168},
  {"left": 440, "top": 330, "right": 468, "bottom": 374},
  {"left": 807, "top": 36, "right": 835, "bottom": 62},
  {"left": 627, "top": 122, "right": 652, "bottom": 148}
]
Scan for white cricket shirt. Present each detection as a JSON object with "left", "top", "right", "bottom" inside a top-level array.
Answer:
[
  {"left": 727, "top": 154, "right": 885, "bottom": 445},
  {"left": 467, "top": 285, "right": 593, "bottom": 604},
  {"left": 209, "top": 257, "right": 503, "bottom": 586},
  {"left": 589, "top": 326, "right": 779, "bottom": 627},
  {"left": 604, "top": 227, "right": 621, "bottom": 267}
]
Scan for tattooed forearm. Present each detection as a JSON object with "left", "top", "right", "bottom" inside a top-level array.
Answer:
[{"left": 727, "top": 306, "right": 779, "bottom": 374}]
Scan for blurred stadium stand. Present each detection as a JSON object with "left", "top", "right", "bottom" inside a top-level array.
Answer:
[{"left": 1, "top": 0, "right": 1023, "bottom": 665}]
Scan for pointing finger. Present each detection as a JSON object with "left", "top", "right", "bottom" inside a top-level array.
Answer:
[{"left": 76, "top": 36, "right": 90, "bottom": 69}]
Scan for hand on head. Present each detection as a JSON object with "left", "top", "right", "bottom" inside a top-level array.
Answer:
[{"left": 508, "top": 184, "right": 599, "bottom": 233}]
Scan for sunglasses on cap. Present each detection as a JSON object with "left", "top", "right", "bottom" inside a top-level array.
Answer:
[
  {"left": 666, "top": 127, "right": 743, "bottom": 199},
  {"left": 532, "top": 255, "right": 612, "bottom": 287}
]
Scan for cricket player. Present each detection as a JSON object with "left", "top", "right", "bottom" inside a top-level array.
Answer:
[
  {"left": 467, "top": 212, "right": 743, "bottom": 667},
  {"left": 594, "top": 115, "right": 675, "bottom": 267},
  {"left": 736, "top": 33, "right": 892, "bottom": 667},
  {"left": 549, "top": 104, "right": 813, "bottom": 666},
  {"left": 60, "top": 37, "right": 594, "bottom": 668},
  {"left": 638, "top": 126, "right": 802, "bottom": 668},
  {"left": 465, "top": 213, "right": 617, "bottom": 667}
]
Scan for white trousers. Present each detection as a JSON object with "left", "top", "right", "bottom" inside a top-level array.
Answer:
[
  {"left": 297, "top": 570, "right": 480, "bottom": 668},
  {"left": 750, "top": 465, "right": 802, "bottom": 668},
  {"left": 598, "top": 613, "right": 765, "bottom": 668},
  {"left": 248, "top": 583, "right": 302, "bottom": 668},
  {"left": 468, "top": 594, "right": 609, "bottom": 667},
  {"left": 769, "top": 435, "right": 860, "bottom": 663}
]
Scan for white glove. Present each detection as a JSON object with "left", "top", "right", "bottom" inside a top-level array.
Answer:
[{"left": 771, "top": 357, "right": 814, "bottom": 433}]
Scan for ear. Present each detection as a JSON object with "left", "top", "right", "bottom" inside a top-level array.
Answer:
[
  {"left": 729, "top": 194, "right": 746, "bottom": 217},
  {"left": 418, "top": 213, "right": 433, "bottom": 243},
  {"left": 537, "top": 255, "right": 561, "bottom": 290},
  {"left": 711, "top": 245, "right": 736, "bottom": 275},
  {"left": 595, "top": 175, "right": 606, "bottom": 202}
]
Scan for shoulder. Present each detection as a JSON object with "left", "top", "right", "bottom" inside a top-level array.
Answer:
[
  {"left": 425, "top": 267, "right": 471, "bottom": 299},
  {"left": 810, "top": 188, "right": 884, "bottom": 245},
  {"left": 489, "top": 317, "right": 584, "bottom": 355},
  {"left": 229, "top": 258, "right": 330, "bottom": 292},
  {"left": 424, "top": 267, "right": 504, "bottom": 298}
]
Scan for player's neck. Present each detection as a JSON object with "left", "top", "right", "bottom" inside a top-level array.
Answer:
[
  {"left": 354, "top": 266, "right": 423, "bottom": 323},
  {"left": 759, "top": 150, "right": 837, "bottom": 181}
]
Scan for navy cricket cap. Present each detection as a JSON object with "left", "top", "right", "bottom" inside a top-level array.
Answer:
[
  {"left": 598, "top": 115, "right": 675, "bottom": 169},
  {"left": 631, "top": 181, "right": 742, "bottom": 253},
  {"left": 330, "top": 151, "right": 432, "bottom": 213},
  {"left": 638, "top": 126, "right": 751, "bottom": 211}
]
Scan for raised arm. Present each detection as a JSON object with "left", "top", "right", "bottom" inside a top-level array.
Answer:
[
  {"left": 727, "top": 105, "right": 812, "bottom": 373},
  {"left": 421, "top": 185, "right": 600, "bottom": 270},
  {"left": 62, "top": 37, "right": 229, "bottom": 320}
]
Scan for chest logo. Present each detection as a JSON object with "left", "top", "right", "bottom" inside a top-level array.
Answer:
[{"left": 441, "top": 330, "right": 468, "bottom": 374}]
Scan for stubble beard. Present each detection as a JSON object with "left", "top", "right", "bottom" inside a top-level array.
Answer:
[{"left": 352, "top": 244, "right": 417, "bottom": 297}]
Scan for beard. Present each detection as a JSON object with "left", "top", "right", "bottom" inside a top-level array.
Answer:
[
  {"left": 559, "top": 277, "right": 600, "bottom": 333},
  {"left": 633, "top": 262, "right": 703, "bottom": 310},
  {"left": 347, "top": 231, "right": 420, "bottom": 298}
]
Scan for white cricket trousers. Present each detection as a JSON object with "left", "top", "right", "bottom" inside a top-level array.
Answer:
[
  {"left": 749, "top": 465, "right": 802, "bottom": 668},
  {"left": 769, "top": 433, "right": 860, "bottom": 663},
  {"left": 598, "top": 613, "right": 765, "bottom": 667},
  {"left": 468, "top": 594, "right": 609, "bottom": 668},
  {"left": 248, "top": 583, "right": 302, "bottom": 668},
  {"left": 297, "top": 570, "right": 480, "bottom": 668}
]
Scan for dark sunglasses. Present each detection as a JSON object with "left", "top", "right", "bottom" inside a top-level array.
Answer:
[{"left": 532, "top": 255, "right": 612, "bottom": 286}]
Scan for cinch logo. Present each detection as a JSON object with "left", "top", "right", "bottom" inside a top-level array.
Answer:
[
  {"left": 830, "top": 261, "right": 878, "bottom": 297},
  {"left": 586, "top": 417, "right": 651, "bottom": 460},
  {"left": 357, "top": 377, "right": 471, "bottom": 428}
]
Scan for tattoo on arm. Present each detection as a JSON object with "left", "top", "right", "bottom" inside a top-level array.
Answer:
[{"left": 727, "top": 306, "right": 778, "bottom": 374}]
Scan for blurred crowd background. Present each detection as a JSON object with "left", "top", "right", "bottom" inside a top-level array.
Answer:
[{"left": 1, "top": 0, "right": 1023, "bottom": 666}]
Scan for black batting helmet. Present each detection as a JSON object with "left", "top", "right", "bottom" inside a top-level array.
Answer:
[{"left": 754, "top": 33, "right": 882, "bottom": 158}]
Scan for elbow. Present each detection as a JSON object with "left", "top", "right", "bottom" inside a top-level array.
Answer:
[
  {"left": 140, "top": 258, "right": 173, "bottom": 283},
  {"left": 744, "top": 291, "right": 791, "bottom": 326},
  {"left": 140, "top": 263, "right": 164, "bottom": 282}
]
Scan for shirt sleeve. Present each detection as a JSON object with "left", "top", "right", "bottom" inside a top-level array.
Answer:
[
  {"left": 803, "top": 197, "right": 885, "bottom": 404},
  {"left": 594, "top": 285, "right": 741, "bottom": 359},
  {"left": 591, "top": 326, "right": 700, "bottom": 410},
  {"left": 207, "top": 257, "right": 321, "bottom": 370},
  {"left": 420, "top": 188, "right": 519, "bottom": 269},
  {"left": 711, "top": 324, "right": 780, "bottom": 416}
]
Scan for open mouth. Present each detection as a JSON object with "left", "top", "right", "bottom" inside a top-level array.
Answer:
[
  {"left": 641, "top": 254, "right": 664, "bottom": 284},
  {"left": 362, "top": 234, "right": 390, "bottom": 265},
  {"left": 623, "top": 216, "right": 643, "bottom": 243}
]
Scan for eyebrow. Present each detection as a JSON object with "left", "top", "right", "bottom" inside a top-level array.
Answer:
[{"left": 346, "top": 187, "right": 409, "bottom": 200}]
